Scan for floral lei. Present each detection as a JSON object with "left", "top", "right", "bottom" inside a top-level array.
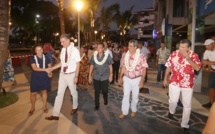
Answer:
[
  {"left": 34, "top": 54, "right": 45, "bottom": 69},
  {"left": 61, "top": 42, "right": 74, "bottom": 66},
  {"left": 172, "top": 50, "right": 193, "bottom": 67},
  {"left": 113, "top": 48, "right": 120, "bottom": 53},
  {"left": 94, "top": 51, "right": 109, "bottom": 65},
  {"left": 124, "top": 49, "right": 140, "bottom": 71},
  {"left": 80, "top": 53, "right": 85, "bottom": 60}
]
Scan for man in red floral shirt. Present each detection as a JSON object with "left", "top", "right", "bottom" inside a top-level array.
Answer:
[
  {"left": 163, "top": 39, "right": 201, "bottom": 134},
  {"left": 118, "top": 40, "right": 148, "bottom": 119}
]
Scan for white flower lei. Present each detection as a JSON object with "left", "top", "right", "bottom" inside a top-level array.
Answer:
[
  {"left": 113, "top": 48, "right": 120, "bottom": 53},
  {"left": 124, "top": 49, "right": 140, "bottom": 71},
  {"left": 80, "top": 53, "right": 85, "bottom": 60},
  {"left": 61, "top": 42, "right": 74, "bottom": 66},
  {"left": 94, "top": 51, "right": 109, "bottom": 65},
  {"left": 172, "top": 50, "right": 193, "bottom": 67},
  {"left": 34, "top": 54, "right": 45, "bottom": 69}
]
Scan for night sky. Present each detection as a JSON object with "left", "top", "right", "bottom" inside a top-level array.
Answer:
[
  {"left": 47, "top": 0, "right": 153, "bottom": 33},
  {"left": 48, "top": 0, "right": 153, "bottom": 12}
]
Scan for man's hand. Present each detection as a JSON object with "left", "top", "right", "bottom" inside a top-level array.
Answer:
[
  {"left": 180, "top": 50, "right": 190, "bottom": 59},
  {"left": 139, "top": 81, "right": 144, "bottom": 89},
  {"left": 89, "top": 75, "right": 93, "bottom": 84},
  {"left": 74, "top": 77, "right": 78, "bottom": 84},
  {"left": 45, "top": 68, "right": 51, "bottom": 74},
  {"left": 163, "top": 79, "right": 168, "bottom": 88},
  {"left": 118, "top": 77, "right": 123, "bottom": 86}
]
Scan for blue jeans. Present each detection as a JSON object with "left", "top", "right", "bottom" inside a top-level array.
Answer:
[{"left": 157, "top": 64, "right": 166, "bottom": 82}]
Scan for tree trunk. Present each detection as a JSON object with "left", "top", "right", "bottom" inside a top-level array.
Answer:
[
  {"left": 0, "top": 0, "right": 10, "bottom": 90},
  {"left": 57, "top": 0, "right": 65, "bottom": 34}
]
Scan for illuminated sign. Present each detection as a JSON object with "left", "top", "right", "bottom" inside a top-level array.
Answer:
[{"left": 153, "top": 29, "right": 157, "bottom": 38}]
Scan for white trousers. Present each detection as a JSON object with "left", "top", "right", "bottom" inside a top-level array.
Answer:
[
  {"left": 169, "top": 84, "right": 193, "bottom": 128},
  {"left": 121, "top": 76, "right": 141, "bottom": 115},
  {"left": 53, "top": 72, "right": 78, "bottom": 116}
]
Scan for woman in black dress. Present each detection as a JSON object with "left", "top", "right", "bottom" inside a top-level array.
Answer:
[{"left": 29, "top": 44, "right": 52, "bottom": 116}]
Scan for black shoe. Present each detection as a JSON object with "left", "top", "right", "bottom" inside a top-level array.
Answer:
[
  {"left": 104, "top": 99, "right": 108, "bottom": 105},
  {"left": 183, "top": 127, "right": 189, "bottom": 134},
  {"left": 94, "top": 106, "right": 99, "bottom": 111},
  {"left": 177, "top": 100, "right": 183, "bottom": 108},
  {"left": 168, "top": 112, "right": 178, "bottom": 121},
  {"left": 202, "top": 102, "right": 212, "bottom": 108}
]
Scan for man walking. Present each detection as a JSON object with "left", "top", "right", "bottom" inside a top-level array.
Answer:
[
  {"left": 89, "top": 43, "right": 113, "bottom": 110},
  {"left": 45, "top": 34, "right": 80, "bottom": 120},
  {"left": 202, "top": 39, "right": 215, "bottom": 108},
  {"left": 138, "top": 42, "right": 150, "bottom": 82},
  {"left": 163, "top": 39, "right": 201, "bottom": 133},
  {"left": 156, "top": 42, "right": 170, "bottom": 83},
  {"left": 118, "top": 40, "right": 148, "bottom": 118}
]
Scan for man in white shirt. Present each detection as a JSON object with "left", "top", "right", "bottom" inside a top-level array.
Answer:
[
  {"left": 104, "top": 41, "right": 113, "bottom": 58},
  {"left": 138, "top": 42, "right": 150, "bottom": 82},
  {"left": 202, "top": 39, "right": 215, "bottom": 108},
  {"left": 45, "top": 34, "right": 81, "bottom": 120}
]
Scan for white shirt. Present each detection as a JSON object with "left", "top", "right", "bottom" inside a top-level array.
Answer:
[
  {"left": 105, "top": 49, "right": 113, "bottom": 58},
  {"left": 60, "top": 45, "right": 81, "bottom": 73},
  {"left": 203, "top": 49, "right": 215, "bottom": 69},
  {"left": 140, "top": 46, "right": 150, "bottom": 59}
]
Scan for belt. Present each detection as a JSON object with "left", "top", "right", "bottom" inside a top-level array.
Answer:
[
  {"left": 63, "top": 72, "right": 75, "bottom": 75},
  {"left": 126, "top": 76, "right": 141, "bottom": 79}
]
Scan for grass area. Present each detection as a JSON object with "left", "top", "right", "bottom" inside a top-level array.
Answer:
[{"left": 0, "top": 92, "right": 18, "bottom": 108}]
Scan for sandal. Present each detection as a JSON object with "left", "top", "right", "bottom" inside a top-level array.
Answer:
[
  {"left": 29, "top": 109, "right": 35, "bottom": 116},
  {"left": 44, "top": 108, "right": 48, "bottom": 113}
]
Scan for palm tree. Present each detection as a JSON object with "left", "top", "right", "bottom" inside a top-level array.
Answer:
[
  {"left": 99, "top": 3, "right": 119, "bottom": 33},
  {"left": 0, "top": 0, "right": 10, "bottom": 91},
  {"left": 116, "top": 6, "right": 137, "bottom": 44},
  {"left": 57, "top": 0, "right": 65, "bottom": 34}
]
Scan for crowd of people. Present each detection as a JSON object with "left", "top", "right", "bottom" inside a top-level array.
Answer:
[{"left": 2, "top": 34, "right": 215, "bottom": 134}]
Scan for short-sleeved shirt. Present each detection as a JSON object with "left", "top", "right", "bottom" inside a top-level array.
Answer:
[
  {"left": 60, "top": 45, "right": 81, "bottom": 73},
  {"left": 203, "top": 50, "right": 215, "bottom": 69},
  {"left": 89, "top": 53, "right": 113, "bottom": 81},
  {"left": 165, "top": 51, "right": 202, "bottom": 88},
  {"left": 112, "top": 49, "right": 122, "bottom": 61},
  {"left": 140, "top": 46, "right": 150, "bottom": 59},
  {"left": 122, "top": 52, "right": 148, "bottom": 79},
  {"left": 156, "top": 48, "right": 170, "bottom": 64},
  {"left": 105, "top": 49, "right": 113, "bottom": 58}
]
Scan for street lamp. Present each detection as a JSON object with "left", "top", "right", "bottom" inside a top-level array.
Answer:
[
  {"left": 94, "top": 30, "right": 97, "bottom": 42},
  {"left": 54, "top": 32, "right": 59, "bottom": 48},
  {"left": 75, "top": 1, "right": 83, "bottom": 50}
]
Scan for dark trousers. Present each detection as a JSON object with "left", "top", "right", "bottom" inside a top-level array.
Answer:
[
  {"left": 145, "top": 69, "right": 148, "bottom": 82},
  {"left": 157, "top": 64, "right": 166, "bottom": 82},
  {"left": 113, "top": 60, "right": 120, "bottom": 82},
  {"left": 93, "top": 79, "right": 109, "bottom": 106}
]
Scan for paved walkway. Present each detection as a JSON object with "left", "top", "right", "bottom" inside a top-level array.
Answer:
[{"left": 0, "top": 60, "right": 209, "bottom": 134}]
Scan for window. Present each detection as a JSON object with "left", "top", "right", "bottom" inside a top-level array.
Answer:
[{"left": 173, "top": 0, "right": 185, "bottom": 17}]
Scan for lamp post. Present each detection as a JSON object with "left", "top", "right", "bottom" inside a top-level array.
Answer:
[
  {"left": 35, "top": 14, "right": 40, "bottom": 44},
  {"left": 54, "top": 32, "right": 59, "bottom": 48},
  {"left": 75, "top": 1, "right": 83, "bottom": 50},
  {"left": 94, "top": 30, "right": 97, "bottom": 42}
]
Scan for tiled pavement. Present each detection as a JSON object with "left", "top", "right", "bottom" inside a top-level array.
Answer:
[
  {"left": 47, "top": 83, "right": 207, "bottom": 134},
  {"left": 1, "top": 59, "right": 209, "bottom": 134}
]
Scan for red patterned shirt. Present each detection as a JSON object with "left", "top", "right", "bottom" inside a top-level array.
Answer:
[
  {"left": 122, "top": 53, "right": 148, "bottom": 79},
  {"left": 165, "top": 51, "right": 201, "bottom": 88}
]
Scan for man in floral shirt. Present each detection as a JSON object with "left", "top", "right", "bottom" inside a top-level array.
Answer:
[
  {"left": 118, "top": 40, "right": 148, "bottom": 119},
  {"left": 163, "top": 39, "right": 201, "bottom": 133}
]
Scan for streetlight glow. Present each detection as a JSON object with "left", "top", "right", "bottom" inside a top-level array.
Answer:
[
  {"left": 74, "top": 0, "right": 83, "bottom": 50},
  {"left": 94, "top": 30, "right": 97, "bottom": 42},
  {"left": 75, "top": 1, "right": 83, "bottom": 11}
]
